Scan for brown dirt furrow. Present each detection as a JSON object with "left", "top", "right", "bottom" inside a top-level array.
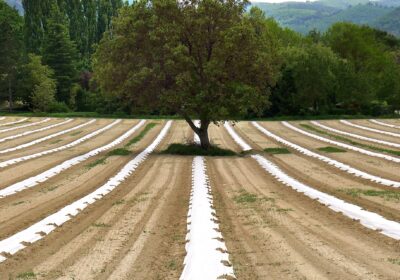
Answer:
[
  {"left": 209, "top": 157, "right": 400, "bottom": 280},
  {"left": 0, "top": 121, "right": 165, "bottom": 240},
  {"left": 0, "top": 120, "right": 140, "bottom": 189},
  {"left": 0, "top": 118, "right": 54, "bottom": 136},
  {"left": 260, "top": 121, "right": 400, "bottom": 182},
  {"left": 209, "top": 122, "right": 242, "bottom": 153},
  {"left": 0, "top": 118, "right": 93, "bottom": 153},
  {"left": 352, "top": 119, "right": 400, "bottom": 134},
  {"left": 227, "top": 122, "right": 400, "bottom": 223},
  {"left": 21, "top": 155, "right": 190, "bottom": 280},
  {"left": 156, "top": 120, "right": 192, "bottom": 151},
  {"left": 292, "top": 120, "right": 400, "bottom": 157},
  {"left": 0, "top": 118, "right": 61, "bottom": 142},
  {"left": 321, "top": 120, "right": 400, "bottom": 145}
]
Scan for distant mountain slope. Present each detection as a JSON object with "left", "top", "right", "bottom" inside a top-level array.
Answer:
[
  {"left": 252, "top": 1, "right": 398, "bottom": 35},
  {"left": 374, "top": 7, "right": 400, "bottom": 36},
  {"left": 5, "top": 0, "right": 22, "bottom": 14},
  {"left": 303, "top": 3, "right": 394, "bottom": 33}
]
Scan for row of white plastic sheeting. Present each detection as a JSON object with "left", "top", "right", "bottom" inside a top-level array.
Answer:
[
  {"left": 224, "top": 122, "right": 252, "bottom": 151},
  {"left": 311, "top": 121, "right": 400, "bottom": 149},
  {"left": 0, "top": 118, "right": 50, "bottom": 133},
  {"left": 0, "top": 120, "right": 146, "bottom": 198},
  {"left": 180, "top": 156, "right": 236, "bottom": 280},
  {"left": 0, "top": 119, "right": 117, "bottom": 169},
  {"left": 0, "top": 117, "right": 28, "bottom": 127},
  {"left": 370, "top": 119, "right": 400, "bottom": 129},
  {"left": 253, "top": 154, "right": 400, "bottom": 240},
  {"left": 252, "top": 122, "right": 400, "bottom": 188},
  {"left": 0, "top": 117, "right": 4, "bottom": 121},
  {"left": 283, "top": 122, "right": 400, "bottom": 163},
  {"left": 193, "top": 120, "right": 200, "bottom": 145},
  {"left": 0, "top": 119, "right": 95, "bottom": 154},
  {"left": 224, "top": 123, "right": 400, "bottom": 241},
  {"left": 340, "top": 120, "right": 400, "bottom": 138},
  {"left": 0, "top": 121, "right": 171, "bottom": 263},
  {"left": 0, "top": 118, "right": 73, "bottom": 145}
]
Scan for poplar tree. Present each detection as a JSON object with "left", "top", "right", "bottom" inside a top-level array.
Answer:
[{"left": 42, "top": 3, "right": 78, "bottom": 105}]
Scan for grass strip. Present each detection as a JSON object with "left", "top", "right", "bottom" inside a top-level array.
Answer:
[
  {"left": 234, "top": 192, "right": 258, "bottom": 203},
  {"left": 16, "top": 272, "right": 36, "bottom": 279},
  {"left": 125, "top": 122, "right": 157, "bottom": 147},
  {"left": 317, "top": 146, "right": 347, "bottom": 153},
  {"left": 264, "top": 147, "right": 291, "bottom": 154},
  {"left": 161, "top": 143, "right": 236, "bottom": 156},
  {"left": 85, "top": 157, "right": 107, "bottom": 169},
  {"left": 107, "top": 148, "right": 131, "bottom": 156},
  {"left": 85, "top": 124, "right": 157, "bottom": 169},
  {"left": 340, "top": 188, "right": 400, "bottom": 201},
  {"left": 300, "top": 123, "right": 400, "bottom": 157}
]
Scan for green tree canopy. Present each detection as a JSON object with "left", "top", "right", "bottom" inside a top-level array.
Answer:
[
  {"left": 0, "top": 0, "right": 23, "bottom": 107},
  {"left": 324, "top": 22, "right": 400, "bottom": 112},
  {"left": 19, "top": 54, "right": 57, "bottom": 111},
  {"left": 94, "top": 0, "right": 281, "bottom": 149}
]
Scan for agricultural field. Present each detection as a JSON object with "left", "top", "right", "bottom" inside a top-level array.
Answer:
[{"left": 1, "top": 116, "right": 400, "bottom": 279}]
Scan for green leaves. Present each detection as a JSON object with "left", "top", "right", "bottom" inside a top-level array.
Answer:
[{"left": 94, "top": 0, "right": 281, "bottom": 122}]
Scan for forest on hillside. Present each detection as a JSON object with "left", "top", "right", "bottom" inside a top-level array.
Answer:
[
  {"left": 1, "top": 0, "right": 400, "bottom": 117},
  {"left": 252, "top": 1, "right": 400, "bottom": 36}
]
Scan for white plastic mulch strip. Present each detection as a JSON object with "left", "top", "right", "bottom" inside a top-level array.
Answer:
[
  {"left": 311, "top": 121, "right": 400, "bottom": 149},
  {"left": 0, "top": 118, "right": 73, "bottom": 145},
  {"left": 340, "top": 120, "right": 400, "bottom": 138},
  {"left": 180, "top": 156, "right": 236, "bottom": 280},
  {"left": 370, "top": 119, "right": 400, "bottom": 129},
  {"left": 252, "top": 154, "right": 400, "bottom": 240},
  {"left": 0, "top": 117, "right": 28, "bottom": 127},
  {"left": 225, "top": 123, "right": 400, "bottom": 241},
  {"left": 0, "top": 119, "right": 95, "bottom": 154},
  {"left": 0, "top": 120, "right": 146, "bottom": 198},
  {"left": 283, "top": 122, "right": 400, "bottom": 163},
  {"left": 0, "top": 117, "right": 5, "bottom": 121},
  {"left": 252, "top": 122, "right": 400, "bottom": 188},
  {"left": 0, "top": 119, "right": 118, "bottom": 169},
  {"left": 0, "top": 118, "right": 50, "bottom": 133},
  {"left": 224, "top": 122, "right": 252, "bottom": 151},
  {"left": 0, "top": 121, "right": 171, "bottom": 262},
  {"left": 193, "top": 120, "right": 200, "bottom": 145}
]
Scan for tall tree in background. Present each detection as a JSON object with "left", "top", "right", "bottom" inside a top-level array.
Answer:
[
  {"left": 83, "top": 0, "right": 97, "bottom": 56},
  {"left": 23, "top": 0, "right": 124, "bottom": 60},
  {"left": 94, "top": 0, "right": 281, "bottom": 149},
  {"left": 42, "top": 3, "right": 78, "bottom": 105},
  {"left": 64, "top": 0, "right": 87, "bottom": 57},
  {"left": 0, "top": 0, "right": 23, "bottom": 110},
  {"left": 23, "top": 0, "right": 53, "bottom": 54},
  {"left": 96, "top": 0, "right": 124, "bottom": 43}
]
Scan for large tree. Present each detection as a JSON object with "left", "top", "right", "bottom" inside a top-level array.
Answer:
[{"left": 94, "top": 0, "right": 281, "bottom": 149}]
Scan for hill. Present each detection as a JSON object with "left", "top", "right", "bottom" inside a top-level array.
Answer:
[
  {"left": 252, "top": 1, "right": 399, "bottom": 35},
  {"left": 374, "top": 7, "right": 400, "bottom": 36}
]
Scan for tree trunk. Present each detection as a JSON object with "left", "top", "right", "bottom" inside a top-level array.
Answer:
[
  {"left": 197, "top": 127, "right": 211, "bottom": 150},
  {"left": 182, "top": 115, "right": 211, "bottom": 150},
  {"left": 8, "top": 77, "right": 12, "bottom": 112}
]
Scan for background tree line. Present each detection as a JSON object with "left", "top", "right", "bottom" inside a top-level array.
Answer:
[
  {"left": 0, "top": 0, "right": 125, "bottom": 113},
  {"left": 1, "top": 0, "right": 400, "bottom": 117}
]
